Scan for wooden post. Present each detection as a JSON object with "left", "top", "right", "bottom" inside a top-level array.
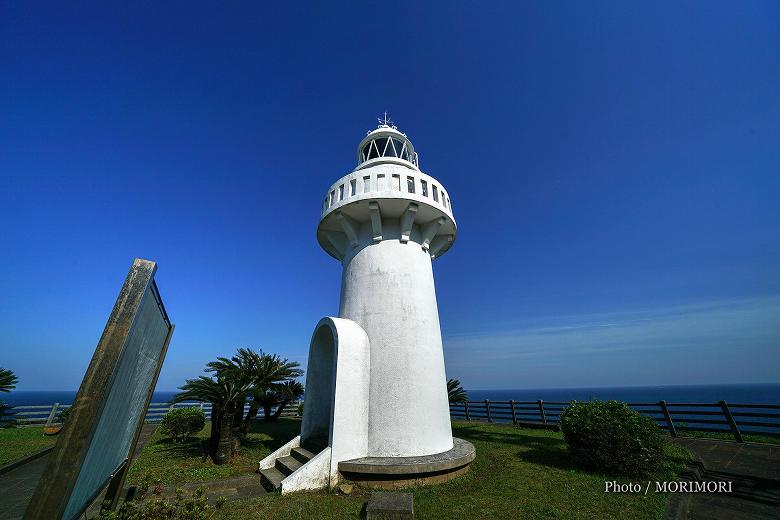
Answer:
[
  {"left": 538, "top": 400, "right": 547, "bottom": 424},
  {"left": 509, "top": 400, "right": 517, "bottom": 425},
  {"left": 659, "top": 400, "right": 677, "bottom": 437},
  {"left": 719, "top": 400, "right": 743, "bottom": 443},
  {"left": 464, "top": 401, "right": 470, "bottom": 421},
  {"left": 45, "top": 403, "right": 60, "bottom": 427},
  {"left": 485, "top": 400, "right": 491, "bottom": 422}
]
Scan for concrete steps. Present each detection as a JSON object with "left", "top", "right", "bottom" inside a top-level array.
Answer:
[
  {"left": 276, "top": 455, "right": 303, "bottom": 475},
  {"left": 259, "top": 440, "right": 326, "bottom": 492},
  {"left": 259, "top": 467, "right": 286, "bottom": 491},
  {"left": 290, "top": 446, "right": 315, "bottom": 464}
]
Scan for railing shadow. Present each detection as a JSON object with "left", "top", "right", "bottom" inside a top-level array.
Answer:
[{"left": 454, "top": 423, "right": 580, "bottom": 472}]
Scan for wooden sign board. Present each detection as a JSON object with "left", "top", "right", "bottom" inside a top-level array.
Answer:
[{"left": 25, "top": 259, "right": 174, "bottom": 520}]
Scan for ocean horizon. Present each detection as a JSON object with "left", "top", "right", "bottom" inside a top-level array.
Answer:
[{"left": 5, "top": 383, "right": 780, "bottom": 407}]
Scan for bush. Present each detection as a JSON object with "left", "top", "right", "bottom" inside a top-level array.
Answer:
[
  {"left": 58, "top": 406, "right": 71, "bottom": 424},
  {"left": 559, "top": 400, "right": 665, "bottom": 477},
  {"left": 0, "top": 401, "right": 15, "bottom": 427},
  {"left": 97, "top": 486, "right": 225, "bottom": 520},
  {"left": 160, "top": 407, "right": 206, "bottom": 443}
]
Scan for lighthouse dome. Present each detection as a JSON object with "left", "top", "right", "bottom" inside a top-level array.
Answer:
[{"left": 356, "top": 124, "right": 418, "bottom": 170}]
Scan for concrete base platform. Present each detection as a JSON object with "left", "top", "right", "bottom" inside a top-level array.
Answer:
[{"left": 338, "top": 438, "right": 475, "bottom": 490}]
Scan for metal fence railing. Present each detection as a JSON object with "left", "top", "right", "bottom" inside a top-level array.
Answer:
[
  {"left": 449, "top": 399, "right": 780, "bottom": 443},
  {"left": 11, "top": 398, "right": 778, "bottom": 443},
  {"left": 2, "top": 400, "right": 302, "bottom": 427}
]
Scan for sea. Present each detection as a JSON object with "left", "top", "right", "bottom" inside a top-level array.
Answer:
[{"left": 5, "top": 383, "right": 780, "bottom": 407}]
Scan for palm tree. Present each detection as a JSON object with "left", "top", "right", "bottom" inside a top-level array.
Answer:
[
  {"left": 0, "top": 368, "right": 18, "bottom": 425},
  {"left": 172, "top": 373, "right": 252, "bottom": 464},
  {"left": 0, "top": 368, "right": 18, "bottom": 392},
  {"left": 221, "top": 349, "right": 302, "bottom": 435},
  {"left": 447, "top": 379, "right": 468, "bottom": 404},
  {"left": 257, "top": 381, "right": 305, "bottom": 421}
]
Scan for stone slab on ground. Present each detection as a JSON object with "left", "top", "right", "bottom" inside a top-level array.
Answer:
[
  {"left": 673, "top": 438, "right": 780, "bottom": 481},
  {"left": 366, "top": 491, "right": 413, "bottom": 520},
  {"left": 0, "top": 454, "right": 49, "bottom": 520},
  {"left": 668, "top": 438, "right": 780, "bottom": 520}
]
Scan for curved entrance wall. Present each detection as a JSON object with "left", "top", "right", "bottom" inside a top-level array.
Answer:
[{"left": 300, "top": 317, "right": 370, "bottom": 486}]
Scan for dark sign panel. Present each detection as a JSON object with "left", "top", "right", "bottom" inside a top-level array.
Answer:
[{"left": 25, "top": 259, "right": 174, "bottom": 520}]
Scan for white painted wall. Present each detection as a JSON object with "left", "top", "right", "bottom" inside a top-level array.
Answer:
[
  {"left": 320, "top": 165, "right": 455, "bottom": 224},
  {"left": 339, "top": 220, "right": 454, "bottom": 457},
  {"left": 299, "top": 317, "right": 371, "bottom": 487},
  {"left": 281, "top": 447, "right": 331, "bottom": 494}
]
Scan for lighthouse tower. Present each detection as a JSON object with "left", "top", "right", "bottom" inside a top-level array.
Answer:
[
  {"left": 317, "top": 118, "right": 457, "bottom": 456},
  {"left": 259, "top": 117, "right": 474, "bottom": 493}
]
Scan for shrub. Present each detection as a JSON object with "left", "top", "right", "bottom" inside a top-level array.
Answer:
[
  {"left": 559, "top": 400, "right": 665, "bottom": 477},
  {"left": 97, "top": 486, "right": 225, "bottom": 520},
  {"left": 58, "top": 406, "right": 71, "bottom": 424},
  {"left": 0, "top": 401, "right": 15, "bottom": 427},
  {"left": 160, "top": 407, "right": 206, "bottom": 443}
]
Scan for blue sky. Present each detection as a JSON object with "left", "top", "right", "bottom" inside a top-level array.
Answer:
[{"left": 1, "top": 2, "right": 778, "bottom": 391}]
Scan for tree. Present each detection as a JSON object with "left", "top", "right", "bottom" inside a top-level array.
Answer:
[
  {"left": 447, "top": 379, "right": 468, "bottom": 404},
  {"left": 272, "top": 380, "right": 305, "bottom": 420},
  {"left": 0, "top": 368, "right": 18, "bottom": 426},
  {"left": 0, "top": 368, "right": 18, "bottom": 393},
  {"left": 172, "top": 373, "right": 251, "bottom": 464},
  {"left": 172, "top": 348, "right": 303, "bottom": 463},
  {"left": 257, "top": 380, "right": 305, "bottom": 421},
  {"left": 208, "top": 348, "right": 302, "bottom": 435}
]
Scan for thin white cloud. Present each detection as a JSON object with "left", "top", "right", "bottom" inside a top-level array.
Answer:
[{"left": 443, "top": 296, "right": 780, "bottom": 387}]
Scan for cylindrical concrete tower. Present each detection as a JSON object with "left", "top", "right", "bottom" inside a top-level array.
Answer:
[{"left": 316, "top": 121, "right": 457, "bottom": 458}]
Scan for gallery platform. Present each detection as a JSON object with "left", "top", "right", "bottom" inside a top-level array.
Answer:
[{"left": 338, "top": 438, "right": 476, "bottom": 489}]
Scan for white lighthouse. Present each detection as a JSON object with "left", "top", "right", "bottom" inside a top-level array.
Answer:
[{"left": 259, "top": 117, "right": 474, "bottom": 492}]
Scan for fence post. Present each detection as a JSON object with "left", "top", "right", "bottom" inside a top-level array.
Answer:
[
  {"left": 464, "top": 401, "right": 470, "bottom": 421},
  {"left": 485, "top": 400, "right": 491, "bottom": 422},
  {"left": 659, "top": 400, "right": 677, "bottom": 437},
  {"left": 510, "top": 400, "right": 517, "bottom": 425},
  {"left": 538, "top": 399, "right": 547, "bottom": 425},
  {"left": 45, "top": 403, "right": 60, "bottom": 427},
  {"left": 719, "top": 400, "right": 743, "bottom": 443}
]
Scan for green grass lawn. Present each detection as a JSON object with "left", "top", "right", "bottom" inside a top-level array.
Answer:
[
  {"left": 127, "top": 418, "right": 300, "bottom": 486},
  {"left": 0, "top": 426, "right": 56, "bottom": 466},
  {"left": 130, "top": 419, "right": 692, "bottom": 519}
]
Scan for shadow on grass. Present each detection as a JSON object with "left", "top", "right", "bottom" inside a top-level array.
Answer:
[
  {"left": 150, "top": 419, "right": 301, "bottom": 461},
  {"left": 152, "top": 437, "right": 210, "bottom": 461},
  {"left": 246, "top": 418, "right": 301, "bottom": 451},
  {"left": 456, "top": 423, "right": 695, "bottom": 483},
  {"left": 454, "top": 423, "right": 581, "bottom": 472}
]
